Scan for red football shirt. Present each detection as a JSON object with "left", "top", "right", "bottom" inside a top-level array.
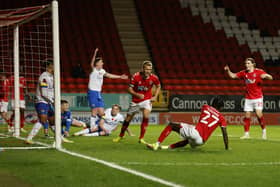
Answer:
[
  {"left": 236, "top": 68, "right": 266, "bottom": 99},
  {"left": 129, "top": 72, "right": 160, "bottom": 103},
  {"left": 0, "top": 78, "right": 10, "bottom": 102},
  {"left": 10, "top": 76, "right": 26, "bottom": 100},
  {"left": 195, "top": 105, "right": 227, "bottom": 142}
]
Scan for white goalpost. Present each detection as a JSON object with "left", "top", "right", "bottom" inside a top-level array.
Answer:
[{"left": 0, "top": 0, "right": 61, "bottom": 149}]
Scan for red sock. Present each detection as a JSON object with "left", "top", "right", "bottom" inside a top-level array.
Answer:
[
  {"left": 258, "top": 116, "right": 265, "bottom": 129},
  {"left": 158, "top": 125, "right": 172, "bottom": 143},
  {"left": 170, "top": 140, "right": 188, "bottom": 149},
  {"left": 139, "top": 118, "right": 149, "bottom": 139},
  {"left": 243, "top": 117, "right": 250, "bottom": 132},
  {"left": 20, "top": 112, "right": 25, "bottom": 128},
  {"left": 119, "top": 121, "right": 129, "bottom": 137}
]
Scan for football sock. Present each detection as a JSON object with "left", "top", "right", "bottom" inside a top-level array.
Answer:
[
  {"left": 158, "top": 125, "right": 172, "bottom": 143},
  {"left": 169, "top": 140, "right": 188, "bottom": 149},
  {"left": 139, "top": 118, "right": 149, "bottom": 139},
  {"left": 20, "top": 112, "right": 25, "bottom": 128},
  {"left": 90, "top": 115, "right": 97, "bottom": 128},
  {"left": 27, "top": 122, "right": 42, "bottom": 140},
  {"left": 119, "top": 120, "right": 130, "bottom": 137},
  {"left": 258, "top": 116, "right": 266, "bottom": 130},
  {"left": 83, "top": 132, "right": 99, "bottom": 137},
  {"left": 243, "top": 117, "right": 250, "bottom": 132},
  {"left": 76, "top": 128, "right": 90, "bottom": 135}
]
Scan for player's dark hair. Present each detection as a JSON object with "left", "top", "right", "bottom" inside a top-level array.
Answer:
[
  {"left": 246, "top": 57, "right": 256, "bottom": 67},
  {"left": 43, "top": 58, "right": 53, "bottom": 67},
  {"left": 61, "top": 100, "right": 68, "bottom": 104},
  {"left": 210, "top": 96, "right": 224, "bottom": 110},
  {"left": 112, "top": 104, "right": 121, "bottom": 111},
  {"left": 94, "top": 57, "right": 102, "bottom": 66}
]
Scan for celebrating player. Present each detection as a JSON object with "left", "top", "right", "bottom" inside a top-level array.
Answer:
[
  {"left": 113, "top": 60, "right": 161, "bottom": 144},
  {"left": 87, "top": 48, "right": 128, "bottom": 131},
  {"left": 224, "top": 58, "right": 273, "bottom": 139},
  {"left": 25, "top": 60, "right": 55, "bottom": 144},
  {"left": 74, "top": 104, "right": 134, "bottom": 137},
  {"left": 147, "top": 96, "right": 228, "bottom": 151},
  {"left": 0, "top": 70, "right": 13, "bottom": 132}
]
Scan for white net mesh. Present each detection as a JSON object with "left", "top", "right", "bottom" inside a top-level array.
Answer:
[{"left": 0, "top": 5, "right": 55, "bottom": 149}]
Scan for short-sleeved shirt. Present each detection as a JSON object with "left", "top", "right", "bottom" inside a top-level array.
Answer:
[
  {"left": 88, "top": 68, "right": 106, "bottom": 91},
  {"left": 61, "top": 110, "right": 72, "bottom": 126},
  {"left": 236, "top": 68, "right": 266, "bottom": 99},
  {"left": 103, "top": 108, "right": 124, "bottom": 133},
  {"left": 36, "top": 71, "right": 54, "bottom": 104},
  {"left": 195, "top": 105, "right": 227, "bottom": 142},
  {"left": 0, "top": 78, "right": 10, "bottom": 102},
  {"left": 10, "top": 76, "right": 26, "bottom": 100},
  {"left": 129, "top": 72, "right": 160, "bottom": 103}
]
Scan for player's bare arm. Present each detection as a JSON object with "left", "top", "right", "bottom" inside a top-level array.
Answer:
[
  {"left": 261, "top": 73, "right": 273, "bottom": 80},
  {"left": 151, "top": 84, "right": 161, "bottom": 102},
  {"left": 221, "top": 126, "right": 229, "bottom": 150},
  {"left": 104, "top": 73, "right": 128, "bottom": 79},
  {"left": 224, "top": 65, "right": 238, "bottom": 79},
  {"left": 128, "top": 87, "right": 144, "bottom": 99},
  {"left": 90, "top": 48, "right": 99, "bottom": 69}
]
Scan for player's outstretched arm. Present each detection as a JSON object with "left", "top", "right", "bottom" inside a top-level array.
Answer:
[
  {"left": 261, "top": 73, "right": 273, "bottom": 80},
  {"left": 104, "top": 72, "right": 128, "bottom": 79},
  {"left": 221, "top": 126, "right": 229, "bottom": 150},
  {"left": 90, "top": 48, "right": 99, "bottom": 69},
  {"left": 151, "top": 84, "right": 161, "bottom": 102},
  {"left": 224, "top": 65, "right": 238, "bottom": 79}
]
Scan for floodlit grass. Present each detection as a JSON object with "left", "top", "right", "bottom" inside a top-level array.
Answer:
[{"left": 1, "top": 125, "right": 280, "bottom": 187}]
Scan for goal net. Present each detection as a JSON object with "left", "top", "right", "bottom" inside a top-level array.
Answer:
[{"left": 0, "top": 1, "right": 61, "bottom": 150}]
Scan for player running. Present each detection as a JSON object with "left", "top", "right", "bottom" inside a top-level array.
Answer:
[
  {"left": 113, "top": 60, "right": 161, "bottom": 144},
  {"left": 224, "top": 58, "right": 273, "bottom": 139},
  {"left": 147, "top": 96, "right": 228, "bottom": 151}
]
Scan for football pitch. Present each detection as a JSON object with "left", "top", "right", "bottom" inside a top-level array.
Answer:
[{"left": 1, "top": 125, "right": 280, "bottom": 187}]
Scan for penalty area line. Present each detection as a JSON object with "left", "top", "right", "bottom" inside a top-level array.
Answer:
[{"left": 58, "top": 148, "right": 185, "bottom": 187}]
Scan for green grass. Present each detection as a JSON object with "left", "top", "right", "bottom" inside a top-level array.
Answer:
[{"left": 1, "top": 125, "right": 280, "bottom": 187}]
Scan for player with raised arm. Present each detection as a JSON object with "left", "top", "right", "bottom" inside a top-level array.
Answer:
[
  {"left": 0, "top": 70, "right": 13, "bottom": 132},
  {"left": 87, "top": 48, "right": 128, "bottom": 131},
  {"left": 74, "top": 104, "right": 134, "bottom": 137},
  {"left": 147, "top": 96, "right": 228, "bottom": 151},
  {"left": 113, "top": 60, "right": 161, "bottom": 144},
  {"left": 9, "top": 67, "right": 30, "bottom": 133},
  {"left": 25, "top": 60, "right": 55, "bottom": 144},
  {"left": 224, "top": 58, "right": 273, "bottom": 139}
]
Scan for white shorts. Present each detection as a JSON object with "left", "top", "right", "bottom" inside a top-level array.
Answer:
[
  {"left": 244, "top": 98, "right": 263, "bottom": 112},
  {"left": 11, "top": 100, "right": 26, "bottom": 109},
  {"left": 0, "top": 101, "right": 8, "bottom": 113},
  {"left": 127, "top": 100, "right": 152, "bottom": 115},
  {"left": 179, "top": 123, "right": 203, "bottom": 148}
]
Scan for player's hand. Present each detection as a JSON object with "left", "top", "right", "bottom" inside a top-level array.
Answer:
[
  {"left": 137, "top": 93, "right": 144, "bottom": 99},
  {"left": 224, "top": 65, "right": 229, "bottom": 71},
  {"left": 120, "top": 74, "right": 128, "bottom": 79},
  {"left": 150, "top": 96, "right": 157, "bottom": 102}
]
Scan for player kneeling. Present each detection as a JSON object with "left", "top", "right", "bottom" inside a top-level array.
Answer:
[
  {"left": 147, "top": 96, "right": 229, "bottom": 151},
  {"left": 74, "top": 104, "right": 134, "bottom": 137}
]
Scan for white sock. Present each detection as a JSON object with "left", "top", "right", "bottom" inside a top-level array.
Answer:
[
  {"left": 83, "top": 132, "right": 99, "bottom": 137},
  {"left": 90, "top": 116, "right": 97, "bottom": 128},
  {"left": 27, "top": 122, "right": 42, "bottom": 140},
  {"left": 75, "top": 128, "right": 90, "bottom": 136},
  {"left": 262, "top": 129, "right": 266, "bottom": 134},
  {"left": 245, "top": 132, "right": 249, "bottom": 136}
]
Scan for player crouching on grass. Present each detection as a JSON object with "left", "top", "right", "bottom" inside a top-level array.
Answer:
[
  {"left": 73, "top": 104, "right": 134, "bottom": 137},
  {"left": 147, "top": 96, "right": 229, "bottom": 151}
]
